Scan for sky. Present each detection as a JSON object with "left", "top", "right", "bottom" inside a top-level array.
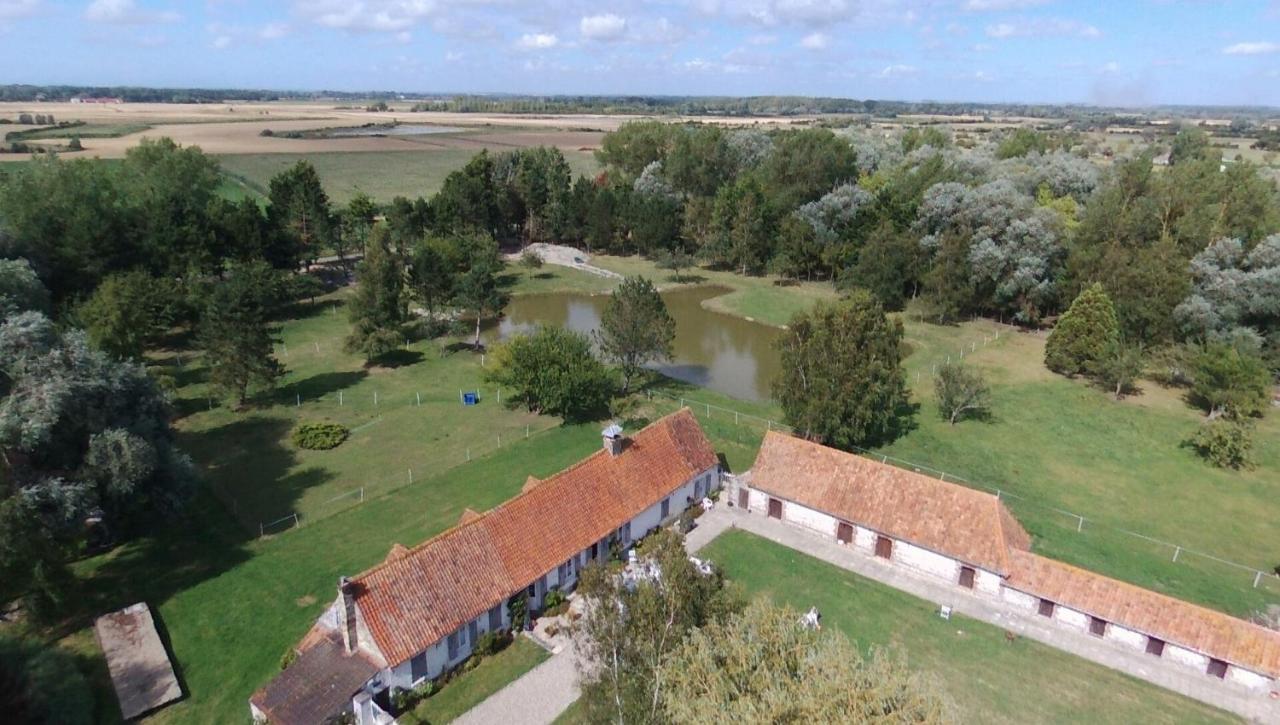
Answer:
[{"left": 2, "top": 1, "right": 1280, "bottom": 106}]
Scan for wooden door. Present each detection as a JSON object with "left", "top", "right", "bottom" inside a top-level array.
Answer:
[
  {"left": 874, "top": 535, "right": 893, "bottom": 559},
  {"left": 767, "top": 498, "right": 782, "bottom": 519},
  {"left": 737, "top": 488, "right": 749, "bottom": 510},
  {"left": 1207, "top": 659, "right": 1228, "bottom": 679},
  {"left": 837, "top": 522, "right": 853, "bottom": 544},
  {"left": 959, "top": 566, "right": 975, "bottom": 589}
]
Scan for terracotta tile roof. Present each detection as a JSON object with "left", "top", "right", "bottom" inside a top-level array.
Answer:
[
  {"left": 351, "top": 409, "right": 717, "bottom": 666},
  {"left": 384, "top": 543, "right": 409, "bottom": 563},
  {"left": 250, "top": 631, "right": 378, "bottom": 725},
  {"left": 749, "top": 431, "right": 1029, "bottom": 575},
  {"left": 1007, "top": 550, "right": 1280, "bottom": 677}
]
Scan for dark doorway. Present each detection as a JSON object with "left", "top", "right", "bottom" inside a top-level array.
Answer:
[
  {"left": 958, "top": 566, "right": 976, "bottom": 589},
  {"left": 1207, "top": 659, "right": 1228, "bottom": 679},
  {"left": 837, "top": 522, "right": 853, "bottom": 544},
  {"left": 875, "top": 536, "right": 893, "bottom": 559},
  {"left": 1038, "top": 599, "right": 1055, "bottom": 618},
  {"left": 1089, "top": 617, "right": 1107, "bottom": 637},
  {"left": 738, "top": 488, "right": 749, "bottom": 510},
  {"left": 768, "top": 498, "right": 782, "bottom": 519},
  {"left": 1146, "top": 637, "right": 1165, "bottom": 657}
]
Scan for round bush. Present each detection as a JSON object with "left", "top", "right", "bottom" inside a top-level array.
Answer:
[{"left": 292, "top": 423, "right": 349, "bottom": 450}]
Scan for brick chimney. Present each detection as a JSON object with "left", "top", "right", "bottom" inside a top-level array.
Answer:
[
  {"left": 602, "top": 423, "right": 624, "bottom": 456},
  {"left": 339, "top": 576, "right": 359, "bottom": 653}
]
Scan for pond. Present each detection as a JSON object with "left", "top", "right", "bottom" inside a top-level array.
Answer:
[
  {"left": 494, "top": 286, "right": 782, "bottom": 402},
  {"left": 327, "top": 124, "right": 463, "bottom": 137}
]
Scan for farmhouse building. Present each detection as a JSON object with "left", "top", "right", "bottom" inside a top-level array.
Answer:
[
  {"left": 250, "top": 409, "right": 720, "bottom": 725},
  {"left": 733, "top": 431, "right": 1280, "bottom": 695}
]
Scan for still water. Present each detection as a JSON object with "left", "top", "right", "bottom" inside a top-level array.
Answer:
[{"left": 493, "top": 286, "right": 782, "bottom": 402}]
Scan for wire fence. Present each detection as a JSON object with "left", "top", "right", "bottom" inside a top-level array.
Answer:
[{"left": 644, "top": 391, "right": 1280, "bottom": 604}]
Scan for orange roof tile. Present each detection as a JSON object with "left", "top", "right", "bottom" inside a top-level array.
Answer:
[
  {"left": 1007, "top": 551, "right": 1280, "bottom": 677},
  {"left": 351, "top": 409, "right": 718, "bottom": 666},
  {"left": 749, "top": 431, "right": 1029, "bottom": 574}
]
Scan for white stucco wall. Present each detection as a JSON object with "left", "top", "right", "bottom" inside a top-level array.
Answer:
[
  {"left": 853, "top": 525, "right": 877, "bottom": 553},
  {"left": 1053, "top": 604, "right": 1090, "bottom": 632},
  {"left": 1227, "top": 665, "right": 1273, "bottom": 690},
  {"left": 975, "top": 569, "right": 1002, "bottom": 595},
  {"left": 747, "top": 488, "right": 770, "bottom": 514},
  {"left": 1002, "top": 587, "right": 1039, "bottom": 612},
  {"left": 783, "top": 501, "right": 838, "bottom": 538},
  {"left": 1165, "top": 643, "right": 1211, "bottom": 670},
  {"left": 893, "top": 539, "right": 962, "bottom": 582},
  {"left": 1104, "top": 623, "right": 1147, "bottom": 651}
]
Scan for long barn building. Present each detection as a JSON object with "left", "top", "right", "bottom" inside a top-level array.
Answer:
[{"left": 732, "top": 431, "right": 1280, "bottom": 694}]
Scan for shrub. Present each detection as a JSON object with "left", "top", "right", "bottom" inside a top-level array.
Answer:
[
  {"left": 279, "top": 647, "right": 298, "bottom": 670},
  {"left": 413, "top": 679, "right": 436, "bottom": 700},
  {"left": 543, "top": 589, "right": 566, "bottom": 613},
  {"left": 1045, "top": 283, "right": 1119, "bottom": 376},
  {"left": 292, "top": 422, "right": 349, "bottom": 450},
  {"left": 259, "top": 129, "right": 275, "bottom": 137},
  {"left": 520, "top": 250, "right": 544, "bottom": 268},
  {"left": 391, "top": 687, "right": 414, "bottom": 713},
  {"left": 1187, "top": 418, "right": 1254, "bottom": 470},
  {"left": 472, "top": 630, "right": 510, "bottom": 657}
]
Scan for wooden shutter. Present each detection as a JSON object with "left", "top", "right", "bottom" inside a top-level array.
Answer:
[
  {"left": 875, "top": 536, "right": 893, "bottom": 559},
  {"left": 959, "top": 566, "right": 976, "bottom": 589},
  {"left": 837, "top": 522, "right": 853, "bottom": 544}
]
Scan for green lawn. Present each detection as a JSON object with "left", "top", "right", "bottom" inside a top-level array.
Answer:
[
  {"left": 402, "top": 638, "right": 548, "bottom": 724},
  {"left": 168, "top": 289, "right": 555, "bottom": 531},
  {"left": 702, "top": 529, "right": 1237, "bottom": 725},
  {"left": 4, "top": 123, "right": 151, "bottom": 141},
  {"left": 217, "top": 149, "right": 600, "bottom": 204}
]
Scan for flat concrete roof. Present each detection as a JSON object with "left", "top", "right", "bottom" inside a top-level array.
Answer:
[{"left": 94, "top": 602, "right": 182, "bottom": 720}]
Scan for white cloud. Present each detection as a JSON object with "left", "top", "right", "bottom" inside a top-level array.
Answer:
[
  {"left": 876, "top": 63, "right": 917, "bottom": 78},
  {"left": 85, "top": 0, "right": 179, "bottom": 25},
  {"left": 0, "top": 0, "right": 40, "bottom": 20},
  {"left": 986, "top": 18, "right": 1100, "bottom": 39},
  {"left": 964, "top": 0, "right": 1047, "bottom": 10},
  {"left": 516, "top": 32, "right": 558, "bottom": 50},
  {"left": 445, "top": 50, "right": 463, "bottom": 62},
  {"left": 212, "top": 34, "right": 231, "bottom": 49},
  {"left": 259, "top": 22, "right": 289, "bottom": 40},
  {"left": 1223, "top": 41, "right": 1280, "bottom": 56},
  {"left": 295, "top": 0, "right": 437, "bottom": 33},
  {"left": 580, "top": 13, "right": 626, "bottom": 41},
  {"left": 800, "top": 31, "right": 829, "bottom": 49}
]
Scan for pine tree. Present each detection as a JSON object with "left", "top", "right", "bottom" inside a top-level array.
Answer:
[
  {"left": 344, "top": 226, "right": 407, "bottom": 362},
  {"left": 198, "top": 264, "right": 285, "bottom": 408},
  {"left": 1045, "top": 283, "right": 1119, "bottom": 376}
]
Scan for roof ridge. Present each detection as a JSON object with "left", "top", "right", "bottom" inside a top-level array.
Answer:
[{"left": 352, "top": 409, "right": 697, "bottom": 583}]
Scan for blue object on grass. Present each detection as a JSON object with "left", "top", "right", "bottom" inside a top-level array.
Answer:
[{"left": 462, "top": 392, "right": 479, "bottom": 406}]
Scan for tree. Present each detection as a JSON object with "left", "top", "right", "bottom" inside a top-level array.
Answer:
[
  {"left": 338, "top": 191, "right": 379, "bottom": 275},
  {"left": 595, "top": 276, "right": 675, "bottom": 394},
  {"left": 708, "top": 177, "right": 773, "bottom": 274},
  {"left": 0, "top": 635, "right": 95, "bottom": 725},
  {"left": 1169, "top": 126, "right": 1213, "bottom": 166},
  {"left": 451, "top": 236, "right": 506, "bottom": 349},
  {"left": 0, "top": 312, "right": 193, "bottom": 618},
  {"left": 663, "top": 601, "right": 952, "bottom": 723},
  {"left": 0, "top": 258, "right": 49, "bottom": 316},
  {"left": 1045, "top": 283, "right": 1119, "bottom": 376},
  {"left": 1191, "top": 343, "right": 1270, "bottom": 420},
  {"left": 67, "top": 136, "right": 82, "bottom": 151},
  {"left": 573, "top": 528, "right": 742, "bottom": 725},
  {"left": 934, "top": 362, "right": 992, "bottom": 424},
  {"left": 76, "top": 269, "right": 180, "bottom": 359},
  {"left": 596, "top": 120, "right": 676, "bottom": 178},
  {"left": 758, "top": 128, "right": 860, "bottom": 209},
  {"left": 432, "top": 150, "right": 503, "bottom": 238},
  {"left": 197, "top": 263, "right": 285, "bottom": 407},
  {"left": 267, "top": 160, "right": 333, "bottom": 269},
  {"left": 774, "top": 291, "right": 910, "bottom": 449},
  {"left": 1175, "top": 235, "right": 1280, "bottom": 365},
  {"left": 484, "top": 326, "right": 614, "bottom": 421},
  {"left": 1090, "top": 339, "right": 1145, "bottom": 400},
  {"left": 655, "top": 247, "right": 693, "bottom": 283},
  {"left": 407, "top": 236, "right": 456, "bottom": 323},
  {"left": 345, "top": 226, "right": 407, "bottom": 362}
]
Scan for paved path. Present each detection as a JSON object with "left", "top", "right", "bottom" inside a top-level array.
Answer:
[
  {"left": 512, "top": 243, "right": 623, "bottom": 280},
  {"left": 704, "top": 506, "right": 1279, "bottom": 724}
]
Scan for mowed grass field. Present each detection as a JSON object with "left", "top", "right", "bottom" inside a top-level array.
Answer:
[
  {"left": 702, "top": 529, "right": 1236, "bottom": 724},
  {"left": 218, "top": 147, "right": 601, "bottom": 204}
]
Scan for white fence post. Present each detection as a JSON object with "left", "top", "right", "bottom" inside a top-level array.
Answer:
[{"left": 339, "top": 391, "right": 343, "bottom": 406}]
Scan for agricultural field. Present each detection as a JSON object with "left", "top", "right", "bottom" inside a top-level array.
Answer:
[
  {"left": 702, "top": 529, "right": 1235, "bottom": 724},
  {"left": 219, "top": 146, "right": 601, "bottom": 204}
]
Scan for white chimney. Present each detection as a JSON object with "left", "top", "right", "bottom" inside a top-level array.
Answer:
[{"left": 603, "top": 423, "right": 624, "bottom": 456}]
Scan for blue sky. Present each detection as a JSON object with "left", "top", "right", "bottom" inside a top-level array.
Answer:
[{"left": 2, "top": 1, "right": 1280, "bottom": 106}]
